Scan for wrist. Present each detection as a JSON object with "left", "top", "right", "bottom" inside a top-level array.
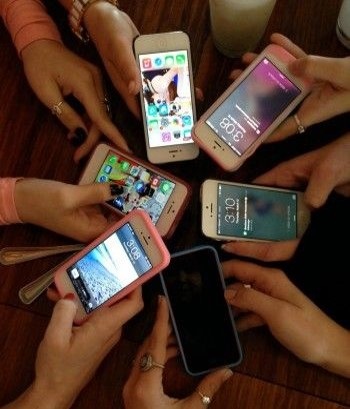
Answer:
[{"left": 68, "top": 0, "right": 119, "bottom": 42}]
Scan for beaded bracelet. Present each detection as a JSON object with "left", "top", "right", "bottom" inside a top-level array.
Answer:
[{"left": 69, "top": 0, "right": 119, "bottom": 42}]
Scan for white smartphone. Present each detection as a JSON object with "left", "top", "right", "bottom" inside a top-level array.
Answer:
[
  {"left": 192, "top": 44, "right": 312, "bottom": 171},
  {"left": 134, "top": 31, "right": 199, "bottom": 164},
  {"left": 54, "top": 210, "right": 170, "bottom": 324},
  {"left": 79, "top": 143, "right": 191, "bottom": 239},
  {"left": 201, "top": 179, "right": 311, "bottom": 242}
]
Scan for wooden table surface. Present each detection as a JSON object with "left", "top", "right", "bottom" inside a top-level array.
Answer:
[{"left": 1, "top": 0, "right": 350, "bottom": 408}]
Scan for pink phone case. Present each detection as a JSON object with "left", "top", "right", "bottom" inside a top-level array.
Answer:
[
  {"left": 78, "top": 144, "right": 192, "bottom": 240},
  {"left": 54, "top": 209, "right": 170, "bottom": 323},
  {"left": 192, "top": 44, "right": 312, "bottom": 172}
]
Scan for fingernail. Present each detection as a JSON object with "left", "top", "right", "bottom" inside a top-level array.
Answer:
[
  {"left": 110, "top": 184, "right": 124, "bottom": 196},
  {"left": 63, "top": 292, "right": 75, "bottom": 301},
  {"left": 225, "top": 289, "right": 237, "bottom": 301},
  {"left": 158, "top": 294, "right": 165, "bottom": 304},
  {"left": 221, "top": 244, "right": 228, "bottom": 251},
  {"left": 70, "top": 127, "right": 87, "bottom": 147},
  {"left": 223, "top": 368, "right": 234, "bottom": 380}
]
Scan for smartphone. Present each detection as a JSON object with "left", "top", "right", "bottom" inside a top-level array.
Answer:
[
  {"left": 160, "top": 245, "right": 242, "bottom": 376},
  {"left": 134, "top": 31, "right": 199, "bottom": 164},
  {"left": 192, "top": 44, "right": 311, "bottom": 171},
  {"left": 54, "top": 210, "right": 170, "bottom": 324},
  {"left": 201, "top": 179, "right": 311, "bottom": 242},
  {"left": 79, "top": 143, "right": 191, "bottom": 239}
]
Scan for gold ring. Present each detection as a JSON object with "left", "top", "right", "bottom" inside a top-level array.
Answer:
[
  {"left": 139, "top": 353, "right": 165, "bottom": 372},
  {"left": 293, "top": 114, "right": 306, "bottom": 134},
  {"left": 197, "top": 389, "right": 211, "bottom": 406},
  {"left": 51, "top": 100, "right": 64, "bottom": 117}
]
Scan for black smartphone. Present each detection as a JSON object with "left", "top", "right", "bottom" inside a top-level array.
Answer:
[{"left": 160, "top": 245, "right": 242, "bottom": 376}]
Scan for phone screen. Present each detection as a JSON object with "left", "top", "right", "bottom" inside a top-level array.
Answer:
[
  {"left": 217, "top": 182, "right": 297, "bottom": 240},
  {"left": 205, "top": 57, "right": 301, "bottom": 156},
  {"left": 67, "top": 222, "right": 153, "bottom": 313},
  {"left": 94, "top": 149, "right": 176, "bottom": 224},
  {"left": 161, "top": 246, "right": 242, "bottom": 375},
  {"left": 138, "top": 50, "right": 195, "bottom": 148}
]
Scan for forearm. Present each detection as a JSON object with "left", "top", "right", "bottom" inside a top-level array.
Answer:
[
  {"left": 321, "top": 326, "right": 350, "bottom": 378},
  {"left": 1, "top": 383, "right": 73, "bottom": 409},
  {"left": 0, "top": 0, "right": 62, "bottom": 56}
]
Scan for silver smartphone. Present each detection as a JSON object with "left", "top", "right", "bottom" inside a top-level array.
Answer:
[
  {"left": 134, "top": 31, "right": 199, "bottom": 164},
  {"left": 201, "top": 179, "right": 311, "bottom": 242}
]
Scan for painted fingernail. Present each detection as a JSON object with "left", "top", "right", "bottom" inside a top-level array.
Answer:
[
  {"left": 70, "top": 127, "right": 87, "bottom": 147},
  {"left": 110, "top": 184, "right": 124, "bottom": 196},
  {"left": 63, "top": 292, "right": 75, "bottom": 301}
]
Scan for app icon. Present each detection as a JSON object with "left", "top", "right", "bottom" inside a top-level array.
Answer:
[
  {"left": 182, "top": 115, "right": 192, "bottom": 126},
  {"left": 147, "top": 103, "right": 158, "bottom": 116},
  {"left": 161, "top": 132, "right": 171, "bottom": 142},
  {"left": 130, "top": 166, "right": 140, "bottom": 177},
  {"left": 98, "top": 175, "right": 108, "bottom": 182},
  {"left": 148, "top": 119, "right": 159, "bottom": 131},
  {"left": 158, "top": 103, "right": 168, "bottom": 116},
  {"left": 134, "top": 180, "right": 146, "bottom": 194},
  {"left": 140, "top": 170, "right": 151, "bottom": 182},
  {"left": 173, "top": 131, "right": 181, "bottom": 139},
  {"left": 154, "top": 57, "right": 163, "bottom": 67},
  {"left": 142, "top": 58, "right": 152, "bottom": 69},
  {"left": 104, "top": 165, "right": 112, "bottom": 174},
  {"left": 183, "top": 129, "right": 192, "bottom": 141},
  {"left": 120, "top": 161, "right": 130, "bottom": 172},
  {"left": 125, "top": 176, "right": 135, "bottom": 186},
  {"left": 160, "top": 117, "right": 169, "bottom": 127},
  {"left": 165, "top": 55, "right": 174, "bottom": 66},
  {"left": 107, "top": 155, "right": 117, "bottom": 164},
  {"left": 176, "top": 54, "right": 186, "bottom": 64},
  {"left": 159, "top": 181, "right": 171, "bottom": 194}
]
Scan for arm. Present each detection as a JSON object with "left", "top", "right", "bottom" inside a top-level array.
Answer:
[
  {"left": 56, "top": 0, "right": 141, "bottom": 118},
  {"left": 0, "top": 178, "right": 119, "bottom": 242},
  {"left": 2, "top": 289, "right": 143, "bottom": 409},
  {"left": 222, "top": 259, "right": 350, "bottom": 378}
]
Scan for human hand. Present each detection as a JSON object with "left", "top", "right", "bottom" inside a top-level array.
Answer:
[
  {"left": 123, "top": 296, "right": 233, "bottom": 409},
  {"left": 14, "top": 178, "right": 118, "bottom": 242},
  {"left": 222, "top": 259, "right": 350, "bottom": 377},
  {"left": 230, "top": 33, "right": 350, "bottom": 142},
  {"left": 21, "top": 39, "right": 129, "bottom": 162},
  {"left": 83, "top": 2, "right": 141, "bottom": 118},
  {"left": 28, "top": 289, "right": 143, "bottom": 409}
]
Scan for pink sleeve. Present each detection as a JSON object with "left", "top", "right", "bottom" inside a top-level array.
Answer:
[
  {"left": 0, "top": 178, "right": 24, "bottom": 225},
  {"left": 0, "top": 0, "right": 62, "bottom": 56}
]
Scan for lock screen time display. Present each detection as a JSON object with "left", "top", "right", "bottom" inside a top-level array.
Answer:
[
  {"left": 217, "top": 183, "right": 297, "bottom": 241},
  {"left": 139, "top": 50, "right": 195, "bottom": 148},
  {"left": 95, "top": 150, "right": 176, "bottom": 224},
  {"left": 206, "top": 57, "right": 301, "bottom": 156}
]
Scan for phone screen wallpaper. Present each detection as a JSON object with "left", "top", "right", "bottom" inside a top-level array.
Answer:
[
  {"left": 67, "top": 223, "right": 152, "bottom": 313},
  {"left": 217, "top": 183, "right": 297, "bottom": 240},
  {"left": 206, "top": 57, "right": 301, "bottom": 156},
  {"left": 138, "top": 50, "right": 195, "bottom": 148},
  {"left": 95, "top": 150, "right": 176, "bottom": 224}
]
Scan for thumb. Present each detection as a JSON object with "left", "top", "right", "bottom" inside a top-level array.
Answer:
[
  {"left": 67, "top": 183, "right": 116, "bottom": 208},
  {"left": 185, "top": 368, "right": 233, "bottom": 408},
  {"left": 44, "top": 297, "right": 77, "bottom": 346}
]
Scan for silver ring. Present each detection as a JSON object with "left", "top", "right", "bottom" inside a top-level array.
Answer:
[
  {"left": 51, "top": 100, "right": 64, "bottom": 117},
  {"left": 139, "top": 353, "right": 165, "bottom": 372},
  {"left": 197, "top": 390, "right": 211, "bottom": 406},
  {"left": 293, "top": 114, "right": 306, "bottom": 134}
]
